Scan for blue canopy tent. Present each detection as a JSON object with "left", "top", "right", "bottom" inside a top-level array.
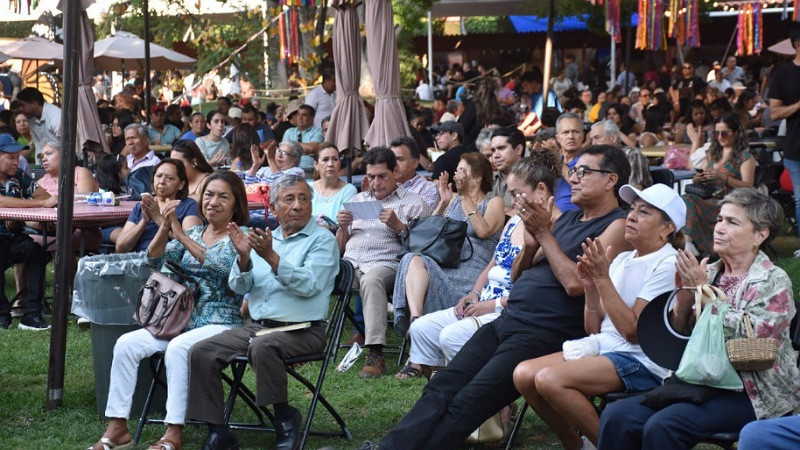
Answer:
[{"left": 508, "top": 14, "right": 639, "bottom": 33}]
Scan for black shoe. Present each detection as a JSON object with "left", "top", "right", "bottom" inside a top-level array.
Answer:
[
  {"left": 0, "top": 314, "right": 11, "bottom": 329},
  {"left": 18, "top": 313, "right": 50, "bottom": 331},
  {"left": 201, "top": 429, "right": 240, "bottom": 450},
  {"left": 275, "top": 406, "right": 302, "bottom": 450}
]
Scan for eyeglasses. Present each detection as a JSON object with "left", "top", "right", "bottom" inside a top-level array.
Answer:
[
  {"left": 713, "top": 130, "right": 732, "bottom": 138},
  {"left": 682, "top": 65, "right": 693, "bottom": 70},
  {"left": 568, "top": 166, "right": 614, "bottom": 179}
]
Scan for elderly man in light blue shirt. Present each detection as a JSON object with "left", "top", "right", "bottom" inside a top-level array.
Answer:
[{"left": 187, "top": 175, "right": 339, "bottom": 450}]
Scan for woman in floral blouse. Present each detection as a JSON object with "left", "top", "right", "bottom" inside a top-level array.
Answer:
[
  {"left": 599, "top": 188, "right": 800, "bottom": 450},
  {"left": 88, "top": 171, "right": 250, "bottom": 450}
]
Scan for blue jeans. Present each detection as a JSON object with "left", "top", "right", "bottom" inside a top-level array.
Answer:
[
  {"left": 782, "top": 157, "right": 800, "bottom": 238},
  {"left": 603, "top": 351, "right": 663, "bottom": 393},
  {"left": 739, "top": 415, "right": 800, "bottom": 450},
  {"left": 597, "top": 389, "right": 756, "bottom": 450}
]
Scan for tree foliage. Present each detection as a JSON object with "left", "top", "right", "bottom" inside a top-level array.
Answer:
[
  {"left": 0, "top": 21, "right": 35, "bottom": 38},
  {"left": 94, "top": 0, "right": 265, "bottom": 86}
]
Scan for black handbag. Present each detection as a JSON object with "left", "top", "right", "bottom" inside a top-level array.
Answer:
[
  {"left": 685, "top": 182, "right": 723, "bottom": 200},
  {"left": 404, "top": 216, "right": 473, "bottom": 269}
]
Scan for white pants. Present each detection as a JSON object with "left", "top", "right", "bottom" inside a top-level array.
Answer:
[
  {"left": 408, "top": 307, "right": 501, "bottom": 367},
  {"left": 105, "top": 325, "right": 231, "bottom": 424}
]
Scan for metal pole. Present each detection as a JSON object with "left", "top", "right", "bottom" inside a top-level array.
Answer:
[
  {"left": 47, "top": 0, "right": 80, "bottom": 411},
  {"left": 143, "top": 0, "right": 152, "bottom": 124},
  {"left": 624, "top": 0, "right": 633, "bottom": 95},
  {"left": 610, "top": 36, "right": 616, "bottom": 91},
  {"left": 541, "top": 0, "right": 555, "bottom": 113},
  {"left": 427, "top": 11, "right": 434, "bottom": 89}
]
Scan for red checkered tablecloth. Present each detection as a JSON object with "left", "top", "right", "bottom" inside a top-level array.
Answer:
[{"left": 0, "top": 201, "right": 136, "bottom": 227}]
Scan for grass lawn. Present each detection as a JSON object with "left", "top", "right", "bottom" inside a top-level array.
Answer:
[{"left": 2, "top": 234, "right": 799, "bottom": 449}]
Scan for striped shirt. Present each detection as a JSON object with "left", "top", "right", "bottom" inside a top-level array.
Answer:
[
  {"left": 403, "top": 174, "right": 439, "bottom": 210},
  {"left": 343, "top": 185, "right": 430, "bottom": 273}
]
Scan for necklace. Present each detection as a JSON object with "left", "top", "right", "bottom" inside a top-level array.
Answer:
[
  {"left": 316, "top": 180, "right": 340, "bottom": 204},
  {"left": 191, "top": 173, "right": 210, "bottom": 195}
]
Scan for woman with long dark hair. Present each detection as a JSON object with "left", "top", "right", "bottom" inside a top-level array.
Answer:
[
  {"left": 228, "top": 123, "right": 261, "bottom": 174},
  {"left": 683, "top": 111, "right": 756, "bottom": 256},
  {"left": 170, "top": 140, "right": 215, "bottom": 203}
]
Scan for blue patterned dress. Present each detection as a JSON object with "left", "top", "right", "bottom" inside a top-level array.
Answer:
[
  {"left": 148, "top": 225, "right": 245, "bottom": 330},
  {"left": 478, "top": 215, "right": 523, "bottom": 303}
]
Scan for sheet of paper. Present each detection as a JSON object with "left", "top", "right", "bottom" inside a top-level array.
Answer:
[{"left": 343, "top": 201, "right": 383, "bottom": 220}]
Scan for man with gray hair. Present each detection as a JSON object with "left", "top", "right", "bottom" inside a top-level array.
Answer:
[
  {"left": 187, "top": 174, "right": 339, "bottom": 450},
  {"left": 588, "top": 120, "right": 621, "bottom": 147},
  {"left": 123, "top": 123, "right": 160, "bottom": 200},
  {"left": 124, "top": 123, "right": 160, "bottom": 172},
  {"left": 553, "top": 112, "right": 584, "bottom": 212}
]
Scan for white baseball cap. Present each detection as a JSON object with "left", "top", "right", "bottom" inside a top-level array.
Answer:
[
  {"left": 228, "top": 107, "right": 243, "bottom": 119},
  {"left": 619, "top": 183, "right": 686, "bottom": 229}
]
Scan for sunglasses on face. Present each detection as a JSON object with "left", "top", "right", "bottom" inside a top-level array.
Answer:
[{"left": 714, "top": 130, "right": 732, "bottom": 138}]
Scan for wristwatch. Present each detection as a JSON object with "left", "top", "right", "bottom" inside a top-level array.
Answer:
[
  {"left": 398, "top": 225, "right": 409, "bottom": 239},
  {"left": 495, "top": 297, "right": 504, "bottom": 314}
]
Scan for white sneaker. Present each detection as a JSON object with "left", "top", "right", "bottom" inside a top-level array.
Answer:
[
  {"left": 77, "top": 317, "right": 91, "bottom": 330},
  {"left": 793, "top": 249, "right": 800, "bottom": 258},
  {"left": 581, "top": 436, "right": 597, "bottom": 450}
]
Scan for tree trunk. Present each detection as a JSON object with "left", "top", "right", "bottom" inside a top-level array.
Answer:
[{"left": 266, "top": 0, "right": 287, "bottom": 89}]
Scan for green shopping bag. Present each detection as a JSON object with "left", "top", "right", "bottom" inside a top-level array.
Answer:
[{"left": 675, "top": 302, "right": 743, "bottom": 390}]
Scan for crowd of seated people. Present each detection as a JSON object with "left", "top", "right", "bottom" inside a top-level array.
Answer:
[{"left": 2, "top": 36, "right": 800, "bottom": 450}]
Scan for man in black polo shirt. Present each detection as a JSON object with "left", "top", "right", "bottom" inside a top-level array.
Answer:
[
  {"left": 770, "top": 25, "right": 800, "bottom": 249},
  {"left": 0, "top": 133, "right": 55, "bottom": 330},
  {"left": 430, "top": 120, "right": 469, "bottom": 186},
  {"left": 374, "top": 145, "right": 631, "bottom": 449}
]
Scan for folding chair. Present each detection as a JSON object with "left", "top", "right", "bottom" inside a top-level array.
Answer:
[
  {"left": 134, "top": 259, "right": 355, "bottom": 449},
  {"left": 222, "top": 258, "right": 355, "bottom": 449},
  {"left": 649, "top": 168, "right": 675, "bottom": 188}
]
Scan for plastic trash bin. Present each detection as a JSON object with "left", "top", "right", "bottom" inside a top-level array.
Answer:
[
  {"left": 90, "top": 324, "right": 166, "bottom": 418},
  {"left": 72, "top": 252, "right": 166, "bottom": 418}
]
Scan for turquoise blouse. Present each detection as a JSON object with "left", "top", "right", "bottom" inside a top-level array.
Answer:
[{"left": 149, "top": 225, "right": 245, "bottom": 330}]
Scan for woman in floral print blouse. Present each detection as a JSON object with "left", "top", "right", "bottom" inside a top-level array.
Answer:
[
  {"left": 89, "top": 171, "right": 250, "bottom": 450},
  {"left": 599, "top": 188, "right": 800, "bottom": 450}
]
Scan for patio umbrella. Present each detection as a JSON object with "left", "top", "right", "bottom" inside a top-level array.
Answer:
[
  {"left": 768, "top": 38, "right": 795, "bottom": 56},
  {"left": 0, "top": 36, "right": 63, "bottom": 61},
  {"left": 0, "top": 51, "right": 9, "bottom": 64},
  {"left": 325, "top": 0, "right": 369, "bottom": 153},
  {"left": 93, "top": 31, "right": 196, "bottom": 71},
  {"left": 0, "top": 36, "right": 64, "bottom": 92},
  {"left": 363, "top": 0, "right": 411, "bottom": 148},
  {"left": 58, "top": 0, "right": 109, "bottom": 156}
]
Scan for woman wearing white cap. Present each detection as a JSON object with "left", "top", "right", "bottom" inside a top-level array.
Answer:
[{"left": 512, "top": 183, "right": 687, "bottom": 450}]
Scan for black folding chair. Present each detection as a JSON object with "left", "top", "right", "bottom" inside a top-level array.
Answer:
[
  {"left": 222, "top": 258, "right": 355, "bottom": 449},
  {"left": 134, "top": 259, "right": 355, "bottom": 449},
  {"left": 650, "top": 168, "right": 675, "bottom": 188}
]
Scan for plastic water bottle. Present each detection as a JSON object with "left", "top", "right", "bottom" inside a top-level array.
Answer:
[
  {"left": 101, "top": 191, "right": 117, "bottom": 206},
  {"left": 87, "top": 192, "right": 102, "bottom": 206}
]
